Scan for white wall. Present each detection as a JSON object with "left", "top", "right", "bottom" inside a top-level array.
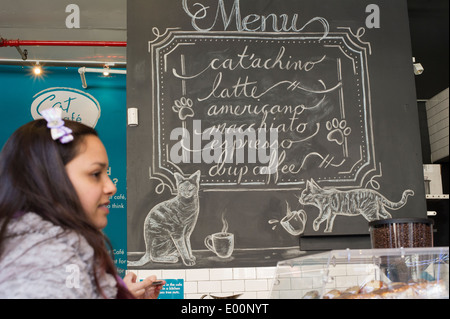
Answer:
[
  {"left": 426, "top": 88, "right": 449, "bottom": 163},
  {"left": 129, "top": 266, "right": 277, "bottom": 299},
  {"left": 127, "top": 264, "right": 378, "bottom": 299},
  {"left": 128, "top": 263, "right": 381, "bottom": 299}
]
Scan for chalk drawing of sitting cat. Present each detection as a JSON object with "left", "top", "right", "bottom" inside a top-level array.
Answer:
[
  {"left": 128, "top": 170, "right": 200, "bottom": 267},
  {"left": 299, "top": 179, "right": 414, "bottom": 232}
]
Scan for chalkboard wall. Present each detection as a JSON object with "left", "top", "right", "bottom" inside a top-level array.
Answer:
[{"left": 127, "top": 0, "right": 426, "bottom": 269}]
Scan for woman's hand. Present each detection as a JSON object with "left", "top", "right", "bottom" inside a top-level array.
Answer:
[{"left": 123, "top": 272, "right": 165, "bottom": 299}]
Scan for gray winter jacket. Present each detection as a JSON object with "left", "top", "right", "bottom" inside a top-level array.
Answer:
[{"left": 0, "top": 212, "right": 118, "bottom": 298}]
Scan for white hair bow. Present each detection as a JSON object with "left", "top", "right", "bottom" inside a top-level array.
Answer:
[{"left": 41, "top": 108, "right": 74, "bottom": 144}]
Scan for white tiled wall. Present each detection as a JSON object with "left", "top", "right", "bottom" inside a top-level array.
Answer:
[
  {"left": 129, "top": 261, "right": 447, "bottom": 299},
  {"left": 129, "top": 266, "right": 277, "bottom": 299},
  {"left": 128, "top": 263, "right": 379, "bottom": 299},
  {"left": 426, "top": 87, "right": 449, "bottom": 163},
  {"left": 270, "top": 263, "right": 380, "bottom": 299}
]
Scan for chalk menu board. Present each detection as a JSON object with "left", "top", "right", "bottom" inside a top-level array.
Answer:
[{"left": 127, "top": 0, "right": 426, "bottom": 269}]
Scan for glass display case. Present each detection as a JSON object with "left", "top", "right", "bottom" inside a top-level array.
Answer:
[{"left": 270, "top": 247, "right": 448, "bottom": 299}]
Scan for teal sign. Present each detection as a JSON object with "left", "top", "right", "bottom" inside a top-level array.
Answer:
[
  {"left": 0, "top": 65, "right": 127, "bottom": 276},
  {"left": 157, "top": 279, "right": 184, "bottom": 299}
]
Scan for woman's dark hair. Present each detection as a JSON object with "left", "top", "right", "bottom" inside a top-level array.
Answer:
[{"left": 0, "top": 119, "right": 133, "bottom": 299}]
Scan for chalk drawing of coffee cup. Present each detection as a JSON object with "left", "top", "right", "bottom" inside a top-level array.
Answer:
[
  {"left": 280, "top": 209, "right": 307, "bottom": 236},
  {"left": 204, "top": 232, "right": 234, "bottom": 258}
]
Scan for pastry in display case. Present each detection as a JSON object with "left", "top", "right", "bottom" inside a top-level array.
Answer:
[{"left": 269, "top": 247, "right": 448, "bottom": 299}]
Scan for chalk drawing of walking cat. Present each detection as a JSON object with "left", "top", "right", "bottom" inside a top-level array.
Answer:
[
  {"left": 299, "top": 179, "right": 414, "bottom": 232},
  {"left": 128, "top": 170, "right": 200, "bottom": 267}
]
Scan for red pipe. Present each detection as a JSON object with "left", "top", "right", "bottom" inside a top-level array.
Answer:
[{"left": 0, "top": 39, "right": 126, "bottom": 47}]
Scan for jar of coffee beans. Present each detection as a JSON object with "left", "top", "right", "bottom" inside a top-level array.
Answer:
[{"left": 369, "top": 218, "right": 434, "bottom": 248}]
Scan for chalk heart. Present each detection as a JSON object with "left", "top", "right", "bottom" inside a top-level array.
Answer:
[{"left": 30, "top": 87, "right": 101, "bottom": 128}]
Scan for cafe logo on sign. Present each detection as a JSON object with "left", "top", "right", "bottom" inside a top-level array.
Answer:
[{"left": 31, "top": 87, "right": 101, "bottom": 128}]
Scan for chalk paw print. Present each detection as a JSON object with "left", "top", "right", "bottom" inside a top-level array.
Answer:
[
  {"left": 172, "top": 97, "right": 194, "bottom": 120},
  {"left": 326, "top": 118, "right": 351, "bottom": 145}
]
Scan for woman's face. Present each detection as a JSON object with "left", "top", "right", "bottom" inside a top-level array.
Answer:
[{"left": 65, "top": 135, "right": 117, "bottom": 229}]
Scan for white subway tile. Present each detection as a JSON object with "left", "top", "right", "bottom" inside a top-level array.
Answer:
[
  {"left": 131, "top": 269, "right": 162, "bottom": 280},
  {"left": 210, "top": 268, "right": 233, "bottom": 280},
  {"left": 275, "top": 277, "right": 291, "bottom": 290},
  {"left": 335, "top": 275, "right": 358, "bottom": 288},
  {"left": 279, "top": 289, "right": 304, "bottom": 299},
  {"left": 256, "top": 267, "right": 276, "bottom": 279},
  {"left": 290, "top": 277, "right": 313, "bottom": 289},
  {"left": 245, "top": 279, "right": 268, "bottom": 291},
  {"left": 300, "top": 265, "right": 324, "bottom": 277},
  {"left": 222, "top": 279, "right": 245, "bottom": 292},
  {"left": 328, "top": 265, "right": 347, "bottom": 276},
  {"left": 184, "top": 281, "right": 198, "bottom": 294},
  {"left": 256, "top": 290, "right": 270, "bottom": 299},
  {"left": 162, "top": 269, "right": 186, "bottom": 280},
  {"left": 312, "top": 275, "right": 325, "bottom": 288},
  {"left": 233, "top": 267, "right": 256, "bottom": 280},
  {"left": 269, "top": 290, "right": 280, "bottom": 298},
  {"left": 186, "top": 268, "right": 210, "bottom": 281},
  {"left": 239, "top": 291, "right": 257, "bottom": 299},
  {"left": 346, "top": 264, "right": 373, "bottom": 276},
  {"left": 197, "top": 280, "right": 221, "bottom": 293}
]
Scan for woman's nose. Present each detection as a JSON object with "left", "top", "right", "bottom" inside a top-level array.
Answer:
[{"left": 105, "top": 176, "right": 117, "bottom": 196}]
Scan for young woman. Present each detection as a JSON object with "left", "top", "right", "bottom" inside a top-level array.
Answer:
[{"left": 0, "top": 109, "right": 163, "bottom": 298}]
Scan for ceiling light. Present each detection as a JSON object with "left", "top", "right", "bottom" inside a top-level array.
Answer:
[
  {"left": 78, "top": 66, "right": 126, "bottom": 89},
  {"left": 78, "top": 67, "right": 87, "bottom": 89},
  {"left": 412, "top": 57, "right": 424, "bottom": 76},
  {"left": 103, "top": 65, "right": 110, "bottom": 76},
  {"left": 33, "top": 62, "right": 42, "bottom": 75}
]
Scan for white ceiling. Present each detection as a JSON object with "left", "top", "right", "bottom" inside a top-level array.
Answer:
[
  {"left": 0, "top": 0, "right": 126, "bottom": 64},
  {"left": 1, "top": 0, "right": 448, "bottom": 98}
]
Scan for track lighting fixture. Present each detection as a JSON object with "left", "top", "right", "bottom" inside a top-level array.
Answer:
[
  {"left": 33, "top": 62, "right": 42, "bottom": 75},
  {"left": 412, "top": 57, "right": 424, "bottom": 75}
]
